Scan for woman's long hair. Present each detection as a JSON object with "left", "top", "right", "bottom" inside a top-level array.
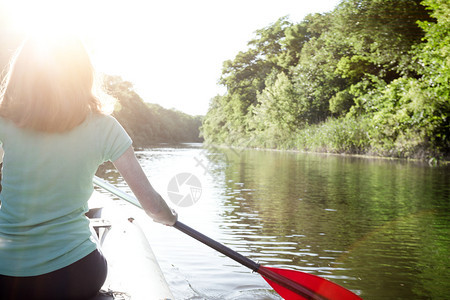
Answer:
[{"left": 0, "top": 34, "right": 106, "bottom": 132}]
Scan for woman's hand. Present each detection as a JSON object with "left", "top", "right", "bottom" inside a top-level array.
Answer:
[{"left": 152, "top": 206, "right": 178, "bottom": 226}]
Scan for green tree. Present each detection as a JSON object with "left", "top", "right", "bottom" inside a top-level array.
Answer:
[
  {"left": 250, "top": 72, "right": 301, "bottom": 146},
  {"left": 293, "top": 25, "right": 350, "bottom": 122},
  {"left": 105, "top": 75, "right": 202, "bottom": 145},
  {"left": 202, "top": 0, "right": 447, "bottom": 159},
  {"left": 414, "top": 0, "right": 450, "bottom": 153},
  {"left": 219, "top": 17, "right": 313, "bottom": 115},
  {"left": 333, "top": 0, "right": 433, "bottom": 79},
  {"left": 201, "top": 94, "right": 244, "bottom": 144},
  {"left": 417, "top": 0, "right": 450, "bottom": 94}
]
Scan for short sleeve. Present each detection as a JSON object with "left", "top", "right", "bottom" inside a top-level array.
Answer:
[
  {"left": 0, "top": 116, "right": 8, "bottom": 143},
  {"left": 100, "top": 116, "right": 133, "bottom": 162}
]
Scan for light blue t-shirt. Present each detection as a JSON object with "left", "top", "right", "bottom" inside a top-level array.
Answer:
[{"left": 0, "top": 114, "right": 132, "bottom": 276}]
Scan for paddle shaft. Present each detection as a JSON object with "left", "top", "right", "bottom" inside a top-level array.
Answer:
[
  {"left": 174, "top": 221, "right": 326, "bottom": 300},
  {"left": 174, "top": 221, "right": 259, "bottom": 271}
]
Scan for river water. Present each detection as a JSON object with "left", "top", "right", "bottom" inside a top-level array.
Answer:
[{"left": 96, "top": 143, "right": 450, "bottom": 300}]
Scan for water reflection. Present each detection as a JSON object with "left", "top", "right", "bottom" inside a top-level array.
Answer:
[
  {"left": 208, "top": 148, "right": 449, "bottom": 299},
  {"left": 96, "top": 144, "right": 449, "bottom": 299}
]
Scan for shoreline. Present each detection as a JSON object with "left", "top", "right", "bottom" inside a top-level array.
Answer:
[{"left": 204, "top": 143, "right": 450, "bottom": 166}]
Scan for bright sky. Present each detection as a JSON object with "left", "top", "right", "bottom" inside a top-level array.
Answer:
[{"left": 2, "top": 0, "right": 342, "bottom": 116}]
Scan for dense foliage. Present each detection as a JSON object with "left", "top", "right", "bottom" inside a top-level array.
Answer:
[
  {"left": 104, "top": 75, "right": 202, "bottom": 145},
  {"left": 202, "top": 0, "right": 449, "bottom": 160}
]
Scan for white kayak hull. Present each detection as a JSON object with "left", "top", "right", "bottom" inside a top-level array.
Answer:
[{"left": 89, "top": 191, "right": 173, "bottom": 300}]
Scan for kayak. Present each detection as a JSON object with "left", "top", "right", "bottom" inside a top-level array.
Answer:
[{"left": 88, "top": 191, "right": 174, "bottom": 300}]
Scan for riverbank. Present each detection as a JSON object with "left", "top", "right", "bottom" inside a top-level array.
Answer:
[
  {"left": 204, "top": 122, "right": 449, "bottom": 166},
  {"left": 203, "top": 116, "right": 449, "bottom": 165},
  {"left": 208, "top": 143, "right": 450, "bottom": 167}
]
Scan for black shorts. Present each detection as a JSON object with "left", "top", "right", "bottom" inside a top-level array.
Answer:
[{"left": 0, "top": 249, "right": 107, "bottom": 300}]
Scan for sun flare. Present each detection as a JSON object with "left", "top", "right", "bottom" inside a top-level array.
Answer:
[
  {"left": 2, "top": 0, "right": 122, "bottom": 75},
  {"left": 3, "top": 0, "right": 95, "bottom": 39}
]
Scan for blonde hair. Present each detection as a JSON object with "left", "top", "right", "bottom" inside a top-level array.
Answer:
[{"left": 0, "top": 34, "right": 107, "bottom": 132}]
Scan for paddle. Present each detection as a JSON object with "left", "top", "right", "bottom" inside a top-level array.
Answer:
[{"left": 93, "top": 176, "right": 362, "bottom": 300}]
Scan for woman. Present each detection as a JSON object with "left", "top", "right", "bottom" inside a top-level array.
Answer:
[{"left": 0, "top": 34, "right": 177, "bottom": 299}]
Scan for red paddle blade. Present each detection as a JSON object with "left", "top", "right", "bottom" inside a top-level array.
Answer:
[{"left": 259, "top": 266, "right": 361, "bottom": 300}]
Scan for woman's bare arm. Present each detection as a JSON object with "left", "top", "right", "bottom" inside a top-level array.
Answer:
[{"left": 112, "top": 146, "right": 177, "bottom": 225}]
